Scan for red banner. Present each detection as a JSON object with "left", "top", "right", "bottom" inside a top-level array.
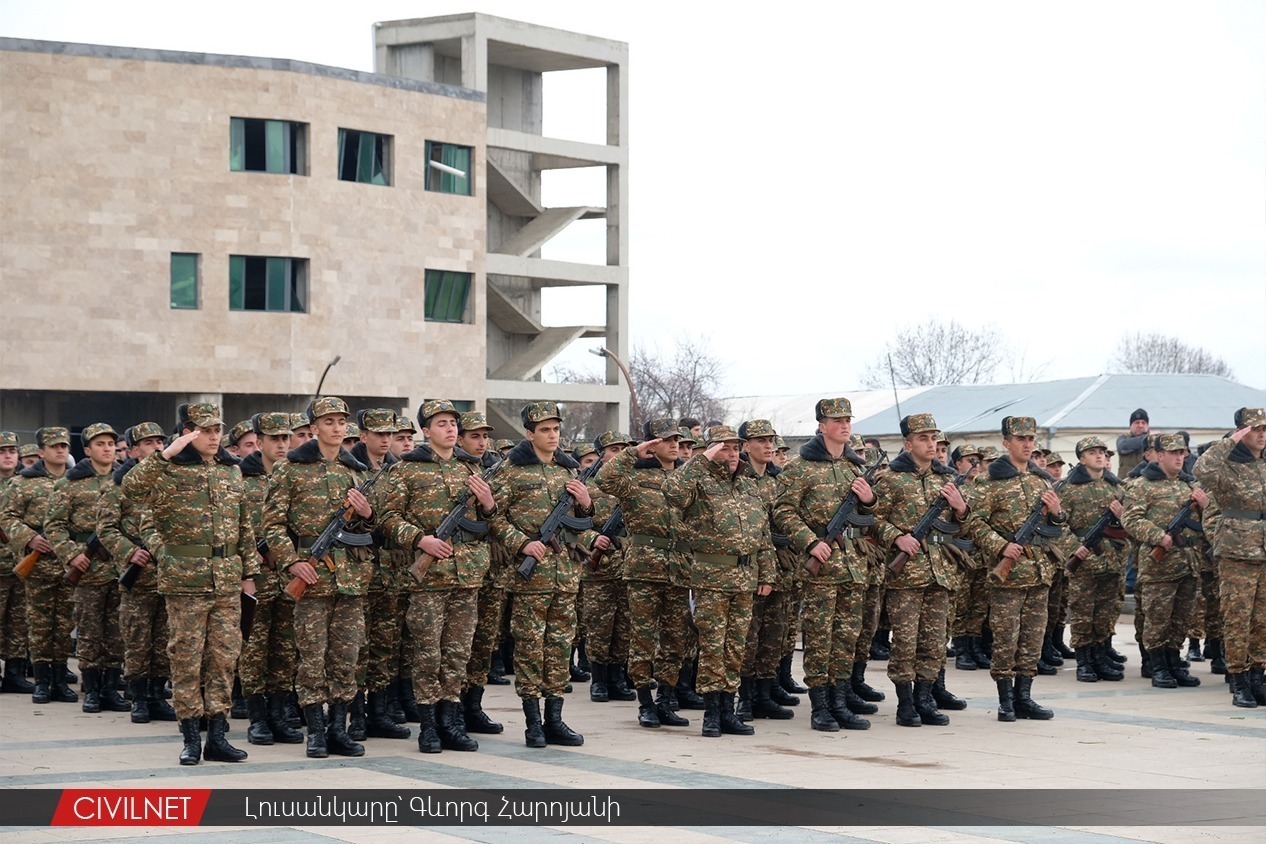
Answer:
[{"left": 51, "top": 790, "right": 211, "bottom": 826}]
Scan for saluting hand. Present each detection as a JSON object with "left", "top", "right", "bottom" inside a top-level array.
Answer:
[
  {"left": 635, "top": 438, "right": 662, "bottom": 459},
  {"left": 162, "top": 430, "right": 199, "bottom": 460}
]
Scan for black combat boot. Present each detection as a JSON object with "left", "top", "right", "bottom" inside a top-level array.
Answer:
[
  {"left": 850, "top": 661, "right": 886, "bottom": 702},
  {"left": 399, "top": 679, "right": 422, "bottom": 723},
  {"left": 913, "top": 680, "right": 949, "bottom": 726},
  {"left": 1105, "top": 636, "right": 1126, "bottom": 663},
  {"left": 416, "top": 704, "right": 442, "bottom": 753},
  {"left": 367, "top": 689, "right": 411, "bottom": 739},
  {"left": 1036, "top": 654, "right": 1058, "bottom": 676},
  {"left": 720, "top": 691, "right": 755, "bottom": 735},
  {"left": 49, "top": 664, "right": 77, "bottom": 702},
  {"left": 1054, "top": 625, "right": 1075, "bottom": 659},
  {"left": 676, "top": 659, "right": 706, "bottom": 709},
  {"left": 1248, "top": 667, "right": 1266, "bottom": 706},
  {"left": 1, "top": 658, "right": 35, "bottom": 694},
  {"left": 1230, "top": 673, "right": 1258, "bottom": 708},
  {"left": 768, "top": 678, "right": 799, "bottom": 707},
  {"left": 31, "top": 662, "right": 51, "bottom": 704},
  {"left": 230, "top": 676, "right": 247, "bottom": 719},
  {"left": 953, "top": 636, "right": 977, "bottom": 670},
  {"left": 1149, "top": 649, "right": 1176, "bottom": 688},
  {"left": 931, "top": 668, "right": 966, "bottom": 710},
  {"left": 488, "top": 650, "right": 510, "bottom": 686},
  {"left": 437, "top": 700, "right": 478, "bottom": 751},
  {"left": 81, "top": 667, "right": 102, "bottom": 713},
  {"left": 462, "top": 686, "right": 503, "bottom": 734},
  {"left": 752, "top": 678, "right": 794, "bottom": 720},
  {"left": 304, "top": 704, "right": 328, "bottom": 758},
  {"left": 1074, "top": 646, "right": 1099, "bottom": 683},
  {"left": 99, "top": 668, "right": 129, "bottom": 712},
  {"left": 384, "top": 678, "right": 407, "bottom": 723},
  {"left": 245, "top": 693, "right": 274, "bottom": 745},
  {"left": 1207, "top": 639, "right": 1227, "bottom": 675},
  {"left": 1166, "top": 648, "right": 1200, "bottom": 687},
  {"left": 569, "top": 644, "right": 591, "bottom": 682},
  {"left": 701, "top": 691, "right": 722, "bottom": 737},
  {"left": 996, "top": 677, "right": 1016, "bottom": 722},
  {"left": 178, "top": 718, "right": 202, "bottom": 766},
  {"left": 577, "top": 640, "right": 591, "bottom": 675},
  {"left": 326, "top": 701, "right": 365, "bottom": 757},
  {"left": 129, "top": 678, "right": 151, "bottom": 723},
  {"left": 870, "top": 629, "right": 891, "bottom": 661},
  {"left": 1041, "top": 631, "right": 1063, "bottom": 667},
  {"left": 655, "top": 685, "right": 689, "bottom": 726},
  {"left": 636, "top": 685, "right": 661, "bottom": 728},
  {"left": 285, "top": 691, "right": 302, "bottom": 727},
  {"left": 778, "top": 653, "right": 809, "bottom": 694},
  {"left": 542, "top": 696, "right": 584, "bottom": 746},
  {"left": 148, "top": 678, "right": 177, "bottom": 721},
  {"left": 1139, "top": 644, "right": 1154, "bottom": 679},
  {"left": 588, "top": 662, "right": 609, "bottom": 702},
  {"left": 840, "top": 679, "right": 878, "bottom": 715},
  {"left": 267, "top": 692, "right": 304, "bottom": 743},
  {"left": 894, "top": 682, "right": 921, "bottom": 727},
  {"left": 1012, "top": 675, "right": 1053, "bottom": 720},
  {"left": 1187, "top": 637, "right": 1204, "bottom": 662},
  {"left": 346, "top": 690, "right": 367, "bottom": 741},
  {"left": 522, "top": 698, "right": 546, "bottom": 748},
  {"left": 60, "top": 663, "right": 78, "bottom": 686},
  {"left": 608, "top": 663, "right": 637, "bottom": 702},
  {"left": 807, "top": 686, "right": 839, "bottom": 732},
  {"left": 735, "top": 677, "right": 754, "bottom": 722},
  {"left": 970, "top": 636, "right": 992, "bottom": 669},
  {"left": 828, "top": 681, "right": 871, "bottom": 730},
  {"left": 204, "top": 714, "right": 248, "bottom": 762},
  {"left": 1091, "top": 644, "right": 1124, "bottom": 681}
]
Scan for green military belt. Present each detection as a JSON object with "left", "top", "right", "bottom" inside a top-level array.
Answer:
[
  {"left": 694, "top": 551, "right": 752, "bottom": 566},
  {"left": 165, "top": 543, "right": 239, "bottom": 558},
  {"left": 1223, "top": 508, "right": 1266, "bottom": 521},
  {"left": 629, "top": 533, "right": 689, "bottom": 552},
  {"left": 69, "top": 531, "right": 94, "bottom": 543}
]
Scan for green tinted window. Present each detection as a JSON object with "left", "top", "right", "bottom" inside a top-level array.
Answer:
[
  {"left": 424, "top": 270, "right": 471, "bottom": 323},
  {"left": 170, "top": 253, "right": 199, "bottom": 309}
]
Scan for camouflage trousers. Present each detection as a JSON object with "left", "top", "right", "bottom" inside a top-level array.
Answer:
[
  {"left": 293, "top": 594, "right": 365, "bottom": 707},
  {"left": 624, "top": 580, "right": 688, "bottom": 687},
  {"left": 987, "top": 584, "right": 1049, "bottom": 680},
  {"left": 25, "top": 575, "right": 74, "bottom": 662},
  {"left": 801, "top": 580, "right": 865, "bottom": 687},
  {"left": 854, "top": 581, "right": 884, "bottom": 665},
  {"left": 581, "top": 578, "right": 630, "bottom": 665},
  {"left": 74, "top": 583, "right": 123, "bottom": 671},
  {"left": 396, "top": 605, "right": 413, "bottom": 682},
  {"left": 741, "top": 590, "right": 787, "bottom": 679},
  {"left": 1045, "top": 567, "right": 1069, "bottom": 632},
  {"left": 357, "top": 588, "right": 400, "bottom": 693},
  {"left": 694, "top": 589, "right": 753, "bottom": 695},
  {"left": 1066, "top": 571, "right": 1124, "bottom": 648},
  {"left": 1216, "top": 558, "right": 1265, "bottom": 674},
  {"left": 574, "top": 581, "right": 587, "bottom": 643},
  {"left": 1140, "top": 575, "right": 1197, "bottom": 653},
  {"left": 165, "top": 593, "right": 240, "bottom": 720},
  {"left": 885, "top": 585, "right": 951, "bottom": 684},
  {"left": 407, "top": 588, "right": 478, "bottom": 704},
  {"left": 237, "top": 594, "right": 294, "bottom": 695},
  {"left": 120, "top": 586, "right": 170, "bottom": 679},
  {"left": 953, "top": 566, "right": 990, "bottom": 637},
  {"left": 510, "top": 589, "right": 577, "bottom": 699},
  {"left": 782, "top": 579, "right": 804, "bottom": 655},
  {"left": 1188, "top": 569, "right": 1223, "bottom": 640},
  {"left": 465, "top": 581, "right": 506, "bottom": 688},
  {"left": 0, "top": 574, "right": 28, "bottom": 659}
]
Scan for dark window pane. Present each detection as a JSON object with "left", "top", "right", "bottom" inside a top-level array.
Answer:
[
  {"left": 229, "top": 255, "right": 245, "bottom": 310},
  {"left": 242, "top": 119, "right": 267, "bottom": 171},
  {"left": 243, "top": 256, "right": 267, "bottom": 311},
  {"left": 170, "top": 253, "right": 198, "bottom": 309},
  {"left": 230, "top": 118, "right": 246, "bottom": 171}
]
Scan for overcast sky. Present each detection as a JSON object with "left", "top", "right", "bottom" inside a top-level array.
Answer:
[{"left": 6, "top": 1, "right": 1264, "bottom": 395}]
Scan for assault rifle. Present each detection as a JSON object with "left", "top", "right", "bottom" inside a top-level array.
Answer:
[
  {"left": 804, "top": 449, "right": 886, "bottom": 577},
  {"left": 1065, "top": 505, "right": 1127, "bottom": 573},
  {"left": 284, "top": 463, "right": 388, "bottom": 600},
  {"left": 65, "top": 532, "right": 111, "bottom": 586},
  {"left": 990, "top": 497, "right": 1063, "bottom": 582},
  {"left": 515, "top": 459, "right": 601, "bottom": 582},
  {"left": 586, "top": 506, "right": 625, "bottom": 571},
  {"left": 1149, "top": 499, "right": 1203, "bottom": 563},
  {"left": 408, "top": 462, "right": 502, "bottom": 583},
  {"left": 887, "top": 460, "right": 977, "bottom": 576}
]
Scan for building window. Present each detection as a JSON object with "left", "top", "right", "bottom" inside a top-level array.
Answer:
[
  {"left": 229, "top": 256, "right": 307, "bottom": 313},
  {"left": 424, "top": 270, "right": 472, "bottom": 323},
  {"left": 425, "top": 141, "right": 472, "bottom": 195},
  {"left": 230, "top": 118, "right": 306, "bottom": 174},
  {"left": 170, "top": 253, "right": 199, "bottom": 309},
  {"left": 338, "top": 128, "right": 391, "bottom": 185}
]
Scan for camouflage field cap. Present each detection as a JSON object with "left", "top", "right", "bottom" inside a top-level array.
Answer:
[
  {"left": 343, "top": 423, "right": 361, "bottom": 439},
  {"left": 951, "top": 443, "right": 983, "bottom": 463},
  {"left": 1237, "top": 407, "right": 1266, "bottom": 427},
  {"left": 900, "top": 413, "right": 940, "bottom": 437},
  {"left": 130, "top": 422, "right": 166, "bottom": 446},
  {"left": 848, "top": 434, "right": 866, "bottom": 451},
  {"left": 644, "top": 418, "right": 679, "bottom": 440},
  {"left": 250, "top": 413, "right": 290, "bottom": 437},
  {"left": 704, "top": 424, "right": 743, "bottom": 446},
  {"left": 1002, "top": 416, "right": 1038, "bottom": 437},
  {"left": 1045, "top": 450, "right": 1066, "bottom": 466},
  {"left": 1144, "top": 433, "right": 1162, "bottom": 451},
  {"left": 677, "top": 428, "right": 698, "bottom": 445},
  {"left": 419, "top": 400, "right": 459, "bottom": 428},
  {"left": 1075, "top": 436, "right": 1113, "bottom": 457},
  {"left": 228, "top": 420, "right": 254, "bottom": 446},
  {"left": 290, "top": 412, "right": 312, "bottom": 430},
  {"left": 559, "top": 438, "right": 573, "bottom": 452},
  {"left": 184, "top": 403, "right": 224, "bottom": 429},
  {"left": 0, "top": 431, "right": 16, "bottom": 448},
  {"left": 737, "top": 419, "right": 777, "bottom": 440},
  {"left": 815, "top": 397, "right": 853, "bottom": 420},
  {"left": 18, "top": 444, "right": 38, "bottom": 459},
  {"left": 81, "top": 422, "right": 118, "bottom": 444},
  {"left": 36, "top": 426, "right": 70, "bottom": 447},
  {"left": 308, "top": 396, "right": 349, "bottom": 420},
  {"left": 395, "top": 415, "right": 417, "bottom": 434},
  {"left": 775, "top": 435, "right": 788, "bottom": 451},
  {"left": 359, "top": 408, "right": 398, "bottom": 433},
  {"left": 980, "top": 445, "right": 1002, "bottom": 461},
  {"left": 1157, "top": 433, "right": 1189, "bottom": 453},
  {"left": 593, "top": 431, "right": 632, "bottom": 450},
  {"left": 572, "top": 442, "right": 597, "bottom": 459},
  {"left": 495, "top": 439, "right": 515, "bottom": 452},
  {"left": 458, "top": 411, "right": 492, "bottom": 434},
  {"left": 520, "top": 401, "right": 562, "bottom": 427}
]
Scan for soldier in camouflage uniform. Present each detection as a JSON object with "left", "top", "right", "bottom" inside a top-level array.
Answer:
[
  {"left": 98, "top": 421, "right": 176, "bottom": 723},
  {"left": 489, "top": 402, "right": 592, "bottom": 747},
  {"left": 226, "top": 420, "right": 258, "bottom": 459},
  {"left": 1058, "top": 436, "right": 1128, "bottom": 682},
  {"left": 380, "top": 400, "right": 494, "bottom": 753},
  {"left": 124, "top": 403, "right": 256, "bottom": 765},
  {"left": 964, "top": 416, "right": 1064, "bottom": 723},
  {"left": 595, "top": 418, "right": 693, "bottom": 727},
  {"left": 46, "top": 423, "right": 126, "bottom": 713},
  {"left": 847, "top": 434, "right": 889, "bottom": 716},
  {"left": 948, "top": 443, "right": 991, "bottom": 671},
  {"left": 665, "top": 424, "right": 766, "bottom": 738},
  {"left": 0, "top": 431, "right": 34, "bottom": 695},
  {"left": 872, "top": 414, "right": 970, "bottom": 727},
  {"left": 18, "top": 444, "right": 39, "bottom": 470},
  {"left": 773, "top": 399, "right": 875, "bottom": 733},
  {"left": 672, "top": 428, "right": 706, "bottom": 708},
  {"left": 264, "top": 396, "right": 376, "bottom": 759},
  {"left": 1195, "top": 408, "right": 1266, "bottom": 707},
  {"left": 1, "top": 427, "right": 76, "bottom": 703}
]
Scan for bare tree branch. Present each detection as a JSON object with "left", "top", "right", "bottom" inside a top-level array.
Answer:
[
  {"left": 1111, "top": 333, "right": 1233, "bottom": 378},
  {"left": 860, "top": 320, "right": 1006, "bottom": 388}
]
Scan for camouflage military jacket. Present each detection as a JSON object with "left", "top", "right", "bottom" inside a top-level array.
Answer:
[
  {"left": 45, "top": 461, "right": 116, "bottom": 587},
  {"left": 772, "top": 435, "right": 872, "bottom": 585},
  {"left": 0, "top": 473, "right": 15, "bottom": 574},
  {"left": 1194, "top": 437, "right": 1266, "bottom": 562},
  {"left": 379, "top": 445, "right": 491, "bottom": 592},
  {"left": 748, "top": 460, "right": 784, "bottom": 590},
  {"left": 1054, "top": 464, "right": 1128, "bottom": 578},
  {"left": 237, "top": 451, "right": 283, "bottom": 600},
  {"left": 96, "top": 459, "right": 158, "bottom": 592},
  {"left": 663, "top": 454, "right": 763, "bottom": 594},
  {"left": 124, "top": 446, "right": 257, "bottom": 596},
  {"left": 263, "top": 439, "right": 375, "bottom": 598},
  {"left": 871, "top": 453, "right": 967, "bottom": 591},
  {"left": 595, "top": 446, "right": 690, "bottom": 585},
  {"left": 0, "top": 460, "right": 66, "bottom": 581},
  {"left": 1121, "top": 463, "right": 1203, "bottom": 583},
  {"left": 578, "top": 483, "right": 625, "bottom": 582},
  {"left": 489, "top": 440, "right": 591, "bottom": 595},
  {"left": 964, "top": 458, "right": 1063, "bottom": 588}
]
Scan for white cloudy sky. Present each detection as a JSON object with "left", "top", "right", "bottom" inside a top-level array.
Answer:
[{"left": 6, "top": 1, "right": 1264, "bottom": 394}]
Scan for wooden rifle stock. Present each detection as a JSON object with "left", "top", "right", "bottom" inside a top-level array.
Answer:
[
  {"left": 990, "top": 554, "right": 1017, "bottom": 583},
  {"left": 409, "top": 552, "right": 437, "bottom": 584},
  {"left": 13, "top": 549, "right": 41, "bottom": 580}
]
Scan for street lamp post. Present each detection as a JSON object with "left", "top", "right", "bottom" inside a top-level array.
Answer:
[{"left": 590, "top": 347, "right": 640, "bottom": 435}]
